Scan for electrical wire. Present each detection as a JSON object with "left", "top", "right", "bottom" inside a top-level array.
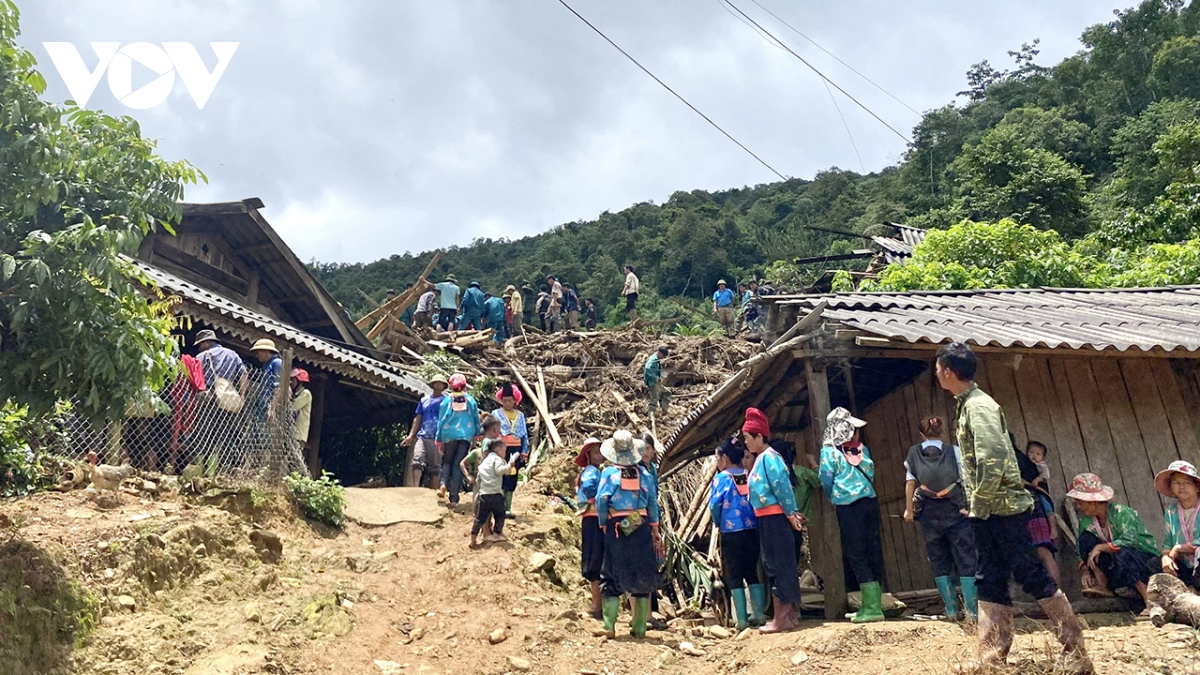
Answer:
[
  {"left": 719, "top": 0, "right": 911, "bottom": 143},
  {"left": 555, "top": 0, "right": 789, "bottom": 181},
  {"left": 822, "top": 79, "right": 865, "bottom": 173},
  {"left": 747, "top": 0, "right": 921, "bottom": 115}
]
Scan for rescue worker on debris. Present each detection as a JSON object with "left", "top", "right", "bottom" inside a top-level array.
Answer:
[
  {"left": 595, "top": 430, "right": 661, "bottom": 639},
  {"left": 709, "top": 435, "right": 767, "bottom": 629}
]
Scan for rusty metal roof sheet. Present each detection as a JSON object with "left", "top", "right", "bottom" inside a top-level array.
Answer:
[
  {"left": 773, "top": 286, "right": 1200, "bottom": 352},
  {"left": 134, "top": 259, "right": 429, "bottom": 398}
]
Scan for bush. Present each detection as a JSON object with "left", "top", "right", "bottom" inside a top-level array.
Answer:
[
  {"left": 0, "top": 400, "right": 74, "bottom": 497},
  {"left": 283, "top": 471, "right": 347, "bottom": 527}
]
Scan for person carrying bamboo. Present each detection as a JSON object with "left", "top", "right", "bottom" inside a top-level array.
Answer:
[
  {"left": 709, "top": 435, "right": 766, "bottom": 630},
  {"left": 743, "top": 407, "right": 803, "bottom": 633},
  {"left": 595, "top": 430, "right": 662, "bottom": 639}
]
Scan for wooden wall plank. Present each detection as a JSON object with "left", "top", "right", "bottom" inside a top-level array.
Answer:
[
  {"left": 872, "top": 393, "right": 913, "bottom": 590},
  {"left": 1119, "top": 359, "right": 1181, "bottom": 517},
  {"left": 1063, "top": 360, "right": 1129, "bottom": 506},
  {"left": 1091, "top": 360, "right": 1164, "bottom": 538},
  {"left": 1044, "top": 359, "right": 1092, "bottom": 496},
  {"left": 1163, "top": 360, "right": 1200, "bottom": 467},
  {"left": 984, "top": 355, "right": 1029, "bottom": 449},
  {"left": 1016, "top": 358, "right": 1070, "bottom": 508}
]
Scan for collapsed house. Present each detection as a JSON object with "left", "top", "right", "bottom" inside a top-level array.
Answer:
[
  {"left": 660, "top": 286, "right": 1200, "bottom": 617},
  {"left": 130, "top": 198, "right": 428, "bottom": 474}
]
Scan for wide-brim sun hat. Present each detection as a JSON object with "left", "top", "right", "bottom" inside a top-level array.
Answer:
[
  {"left": 194, "top": 329, "right": 218, "bottom": 345},
  {"left": 504, "top": 285, "right": 517, "bottom": 294},
  {"left": 444, "top": 274, "right": 457, "bottom": 283},
  {"left": 1066, "top": 473, "right": 1116, "bottom": 502},
  {"left": 290, "top": 367, "right": 309, "bottom": 383},
  {"left": 1154, "top": 460, "right": 1200, "bottom": 498},
  {"left": 250, "top": 338, "right": 278, "bottom": 353},
  {"left": 601, "top": 429, "right": 644, "bottom": 467},
  {"left": 717, "top": 280, "right": 727, "bottom": 286},
  {"left": 574, "top": 437, "right": 603, "bottom": 467}
]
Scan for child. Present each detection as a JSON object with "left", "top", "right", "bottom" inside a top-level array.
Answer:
[
  {"left": 575, "top": 437, "right": 606, "bottom": 618},
  {"left": 471, "top": 435, "right": 519, "bottom": 548},
  {"left": 1155, "top": 460, "right": 1200, "bottom": 590},
  {"left": 462, "top": 416, "right": 502, "bottom": 535},
  {"left": 1025, "top": 441, "right": 1059, "bottom": 541},
  {"left": 1067, "top": 473, "right": 1160, "bottom": 609},
  {"left": 709, "top": 436, "right": 765, "bottom": 630}
]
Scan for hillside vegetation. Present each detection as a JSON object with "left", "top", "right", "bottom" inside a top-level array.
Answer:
[{"left": 313, "top": 0, "right": 1200, "bottom": 320}]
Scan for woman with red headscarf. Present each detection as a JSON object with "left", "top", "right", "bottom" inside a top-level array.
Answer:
[
  {"left": 744, "top": 407, "right": 803, "bottom": 633},
  {"left": 575, "top": 437, "right": 606, "bottom": 617},
  {"left": 492, "top": 383, "right": 529, "bottom": 517}
]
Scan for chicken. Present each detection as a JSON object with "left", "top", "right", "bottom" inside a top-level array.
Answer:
[{"left": 86, "top": 451, "right": 135, "bottom": 493}]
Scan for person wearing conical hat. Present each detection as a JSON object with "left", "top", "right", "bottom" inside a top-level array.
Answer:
[
  {"left": 249, "top": 338, "right": 282, "bottom": 423},
  {"left": 744, "top": 407, "right": 802, "bottom": 633},
  {"left": 575, "top": 437, "right": 606, "bottom": 618},
  {"left": 1156, "top": 461, "right": 1200, "bottom": 590},
  {"left": 1068, "top": 473, "right": 1160, "bottom": 610},
  {"left": 595, "top": 430, "right": 661, "bottom": 639}
]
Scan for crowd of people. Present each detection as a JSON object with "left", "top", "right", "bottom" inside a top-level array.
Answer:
[{"left": 381, "top": 266, "right": 773, "bottom": 342}]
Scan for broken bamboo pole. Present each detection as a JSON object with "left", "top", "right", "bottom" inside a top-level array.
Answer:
[
  {"left": 511, "top": 366, "right": 562, "bottom": 448},
  {"left": 674, "top": 460, "right": 718, "bottom": 539},
  {"left": 357, "top": 251, "right": 441, "bottom": 331}
]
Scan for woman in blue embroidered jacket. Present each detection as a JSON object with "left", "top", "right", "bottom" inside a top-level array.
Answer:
[
  {"left": 709, "top": 435, "right": 766, "bottom": 630},
  {"left": 491, "top": 383, "right": 529, "bottom": 517},
  {"left": 744, "top": 407, "right": 802, "bottom": 633},
  {"left": 575, "top": 437, "right": 606, "bottom": 618},
  {"left": 595, "top": 430, "right": 661, "bottom": 640},
  {"left": 819, "top": 406, "right": 887, "bottom": 623},
  {"left": 1156, "top": 461, "right": 1200, "bottom": 590},
  {"left": 436, "top": 373, "right": 480, "bottom": 507}
]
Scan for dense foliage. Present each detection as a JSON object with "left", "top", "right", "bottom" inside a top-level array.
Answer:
[
  {"left": 1, "top": 1, "right": 201, "bottom": 418},
  {"left": 314, "top": 0, "right": 1200, "bottom": 305},
  {"left": 283, "top": 471, "right": 347, "bottom": 527},
  {"left": 0, "top": 399, "right": 73, "bottom": 496}
]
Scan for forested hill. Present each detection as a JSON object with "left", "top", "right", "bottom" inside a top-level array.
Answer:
[{"left": 312, "top": 0, "right": 1200, "bottom": 322}]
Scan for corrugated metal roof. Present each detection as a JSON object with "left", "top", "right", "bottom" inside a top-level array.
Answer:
[
  {"left": 872, "top": 223, "right": 927, "bottom": 264},
  {"left": 773, "top": 286, "right": 1200, "bottom": 352},
  {"left": 133, "top": 259, "right": 429, "bottom": 398}
]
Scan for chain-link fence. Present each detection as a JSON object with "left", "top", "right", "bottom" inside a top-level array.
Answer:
[{"left": 53, "top": 366, "right": 308, "bottom": 482}]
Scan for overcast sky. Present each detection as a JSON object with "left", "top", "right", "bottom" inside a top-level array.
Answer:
[{"left": 17, "top": 0, "right": 1119, "bottom": 264}]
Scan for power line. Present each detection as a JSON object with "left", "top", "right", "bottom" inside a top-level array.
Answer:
[
  {"left": 555, "top": 0, "right": 788, "bottom": 181},
  {"left": 720, "top": 0, "right": 912, "bottom": 143},
  {"left": 822, "top": 79, "right": 865, "bottom": 173},
  {"left": 747, "top": 0, "right": 921, "bottom": 115}
]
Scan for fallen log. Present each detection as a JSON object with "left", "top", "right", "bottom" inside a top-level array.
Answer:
[
  {"left": 1148, "top": 572, "right": 1200, "bottom": 628},
  {"left": 357, "top": 251, "right": 440, "bottom": 331},
  {"left": 612, "top": 390, "right": 643, "bottom": 429},
  {"left": 511, "top": 366, "right": 562, "bottom": 448}
]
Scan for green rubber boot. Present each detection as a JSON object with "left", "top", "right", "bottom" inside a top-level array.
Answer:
[
  {"left": 504, "top": 490, "right": 514, "bottom": 517},
  {"left": 959, "top": 576, "right": 979, "bottom": 621},
  {"left": 934, "top": 576, "right": 959, "bottom": 620},
  {"left": 731, "top": 588, "right": 750, "bottom": 630},
  {"left": 631, "top": 596, "right": 651, "bottom": 638},
  {"left": 849, "top": 581, "right": 886, "bottom": 623},
  {"left": 748, "top": 583, "right": 768, "bottom": 627},
  {"left": 602, "top": 597, "right": 620, "bottom": 639}
]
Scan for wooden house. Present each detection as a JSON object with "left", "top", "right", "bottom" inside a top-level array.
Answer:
[
  {"left": 660, "top": 287, "right": 1200, "bottom": 617},
  {"left": 135, "top": 198, "right": 428, "bottom": 474}
]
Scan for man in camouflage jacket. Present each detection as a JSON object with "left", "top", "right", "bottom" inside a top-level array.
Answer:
[{"left": 936, "top": 342, "right": 1092, "bottom": 675}]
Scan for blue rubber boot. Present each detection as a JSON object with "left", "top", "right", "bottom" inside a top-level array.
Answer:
[
  {"left": 935, "top": 576, "right": 960, "bottom": 620},
  {"left": 748, "top": 584, "right": 768, "bottom": 627},
  {"left": 731, "top": 588, "right": 750, "bottom": 630},
  {"left": 960, "top": 576, "right": 979, "bottom": 621}
]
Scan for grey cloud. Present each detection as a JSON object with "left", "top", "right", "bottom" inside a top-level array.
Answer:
[{"left": 17, "top": 0, "right": 1117, "bottom": 262}]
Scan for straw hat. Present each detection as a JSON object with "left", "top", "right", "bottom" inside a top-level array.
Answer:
[
  {"left": 574, "top": 437, "right": 603, "bottom": 467},
  {"left": 250, "top": 338, "right": 278, "bottom": 353},
  {"left": 601, "top": 429, "right": 644, "bottom": 467},
  {"left": 428, "top": 373, "right": 449, "bottom": 387},
  {"left": 1154, "top": 460, "right": 1200, "bottom": 498},
  {"left": 1066, "top": 473, "right": 1115, "bottom": 502},
  {"left": 504, "top": 285, "right": 517, "bottom": 294}
]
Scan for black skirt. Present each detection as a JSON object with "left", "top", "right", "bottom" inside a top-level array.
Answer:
[
  {"left": 720, "top": 528, "right": 761, "bottom": 588},
  {"left": 757, "top": 513, "right": 801, "bottom": 604},
  {"left": 581, "top": 516, "right": 604, "bottom": 581},
  {"left": 601, "top": 518, "right": 659, "bottom": 597}
]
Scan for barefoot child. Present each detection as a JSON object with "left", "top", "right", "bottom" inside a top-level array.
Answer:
[
  {"left": 471, "top": 433, "right": 518, "bottom": 547},
  {"left": 575, "top": 437, "right": 605, "bottom": 618},
  {"left": 463, "top": 416, "right": 502, "bottom": 537}
]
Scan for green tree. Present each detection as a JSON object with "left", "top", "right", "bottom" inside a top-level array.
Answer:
[{"left": 0, "top": 1, "right": 201, "bottom": 417}]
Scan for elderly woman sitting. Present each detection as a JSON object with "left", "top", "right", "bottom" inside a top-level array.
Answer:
[
  {"left": 1067, "top": 473, "right": 1160, "bottom": 609},
  {"left": 1156, "top": 460, "right": 1200, "bottom": 590}
]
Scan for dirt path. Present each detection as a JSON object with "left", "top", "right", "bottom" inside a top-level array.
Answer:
[{"left": 2, "top": 488, "right": 1198, "bottom": 675}]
